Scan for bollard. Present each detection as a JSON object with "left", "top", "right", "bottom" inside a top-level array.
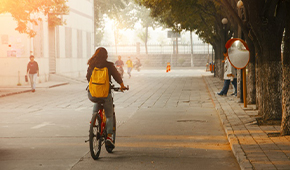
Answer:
[{"left": 17, "top": 71, "right": 21, "bottom": 86}]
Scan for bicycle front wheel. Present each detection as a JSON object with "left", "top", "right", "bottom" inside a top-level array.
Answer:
[{"left": 89, "top": 112, "right": 102, "bottom": 160}]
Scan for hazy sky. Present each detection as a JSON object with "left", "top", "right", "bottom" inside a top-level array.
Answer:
[{"left": 101, "top": 18, "right": 204, "bottom": 45}]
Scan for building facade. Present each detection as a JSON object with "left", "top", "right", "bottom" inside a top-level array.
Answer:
[{"left": 0, "top": 0, "right": 94, "bottom": 86}]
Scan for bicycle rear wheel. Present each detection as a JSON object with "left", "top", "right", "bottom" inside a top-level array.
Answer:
[
  {"left": 89, "top": 112, "right": 102, "bottom": 159},
  {"left": 105, "top": 113, "right": 116, "bottom": 153}
]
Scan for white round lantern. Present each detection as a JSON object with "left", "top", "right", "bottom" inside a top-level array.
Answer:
[
  {"left": 237, "top": 1, "right": 244, "bottom": 8},
  {"left": 221, "top": 18, "right": 228, "bottom": 25}
]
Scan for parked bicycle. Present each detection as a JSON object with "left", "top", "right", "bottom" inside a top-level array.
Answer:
[{"left": 86, "top": 85, "right": 129, "bottom": 160}]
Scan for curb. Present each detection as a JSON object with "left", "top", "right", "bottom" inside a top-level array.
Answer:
[
  {"left": 0, "top": 82, "right": 69, "bottom": 98},
  {"left": 203, "top": 76, "right": 254, "bottom": 170},
  {"left": 0, "top": 89, "right": 32, "bottom": 98},
  {"left": 48, "top": 82, "right": 69, "bottom": 88}
]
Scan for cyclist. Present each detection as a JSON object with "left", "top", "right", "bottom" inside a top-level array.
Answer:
[
  {"left": 115, "top": 55, "right": 124, "bottom": 78},
  {"left": 86, "top": 47, "right": 126, "bottom": 148}
]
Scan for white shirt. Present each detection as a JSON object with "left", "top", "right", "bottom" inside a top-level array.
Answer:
[{"left": 224, "top": 58, "right": 233, "bottom": 80}]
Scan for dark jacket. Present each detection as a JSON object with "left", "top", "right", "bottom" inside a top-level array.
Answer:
[{"left": 86, "top": 61, "right": 123, "bottom": 93}]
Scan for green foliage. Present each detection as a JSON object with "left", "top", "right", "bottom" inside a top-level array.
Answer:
[
  {"left": 136, "top": 0, "right": 226, "bottom": 45},
  {"left": 0, "top": 0, "right": 69, "bottom": 37}
]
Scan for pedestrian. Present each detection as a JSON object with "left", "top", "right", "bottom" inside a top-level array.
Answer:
[
  {"left": 126, "top": 56, "right": 133, "bottom": 78},
  {"left": 134, "top": 57, "right": 141, "bottom": 71},
  {"left": 231, "top": 68, "right": 237, "bottom": 96},
  {"left": 115, "top": 55, "right": 124, "bottom": 78},
  {"left": 217, "top": 56, "right": 234, "bottom": 96},
  {"left": 26, "top": 55, "right": 39, "bottom": 92}
]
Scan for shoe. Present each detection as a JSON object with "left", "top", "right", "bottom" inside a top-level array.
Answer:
[
  {"left": 217, "top": 92, "right": 223, "bottom": 96},
  {"left": 32, "top": 89, "right": 35, "bottom": 92},
  {"left": 217, "top": 92, "right": 227, "bottom": 96},
  {"left": 105, "top": 136, "right": 115, "bottom": 148}
]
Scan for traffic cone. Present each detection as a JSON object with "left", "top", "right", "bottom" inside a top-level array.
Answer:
[{"left": 166, "top": 62, "right": 170, "bottom": 72}]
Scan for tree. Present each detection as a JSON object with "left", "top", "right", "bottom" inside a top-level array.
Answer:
[
  {"left": 0, "top": 0, "right": 69, "bottom": 37},
  {"left": 133, "top": 4, "right": 159, "bottom": 54},
  {"left": 281, "top": 1, "right": 290, "bottom": 135},
  {"left": 93, "top": 0, "right": 129, "bottom": 47},
  {"left": 217, "top": 0, "right": 287, "bottom": 133}
]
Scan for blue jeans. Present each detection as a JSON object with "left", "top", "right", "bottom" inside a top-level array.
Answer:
[
  {"left": 232, "top": 78, "right": 237, "bottom": 94},
  {"left": 29, "top": 74, "right": 37, "bottom": 90},
  {"left": 220, "top": 79, "right": 231, "bottom": 95},
  {"left": 127, "top": 67, "right": 132, "bottom": 77},
  {"left": 92, "top": 93, "right": 114, "bottom": 134}
]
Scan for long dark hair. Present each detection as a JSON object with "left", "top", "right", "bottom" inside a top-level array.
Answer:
[{"left": 87, "top": 47, "right": 108, "bottom": 68}]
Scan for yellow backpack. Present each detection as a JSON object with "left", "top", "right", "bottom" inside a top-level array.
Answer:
[{"left": 89, "top": 67, "right": 110, "bottom": 98}]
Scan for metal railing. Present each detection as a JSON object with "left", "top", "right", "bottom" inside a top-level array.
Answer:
[{"left": 101, "top": 43, "right": 213, "bottom": 55}]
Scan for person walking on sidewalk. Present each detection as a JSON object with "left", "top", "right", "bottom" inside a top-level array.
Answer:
[
  {"left": 26, "top": 55, "right": 39, "bottom": 92},
  {"left": 126, "top": 56, "right": 133, "bottom": 78},
  {"left": 217, "top": 56, "right": 234, "bottom": 96}
]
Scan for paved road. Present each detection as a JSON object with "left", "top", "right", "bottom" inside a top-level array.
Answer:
[{"left": 0, "top": 68, "right": 240, "bottom": 170}]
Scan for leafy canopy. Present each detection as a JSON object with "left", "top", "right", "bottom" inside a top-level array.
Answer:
[{"left": 0, "top": 0, "right": 69, "bottom": 37}]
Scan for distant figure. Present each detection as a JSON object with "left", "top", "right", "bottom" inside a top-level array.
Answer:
[
  {"left": 134, "top": 57, "right": 141, "bottom": 72},
  {"left": 26, "top": 55, "right": 39, "bottom": 92},
  {"left": 126, "top": 57, "right": 133, "bottom": 78},
  {"left": 217, "top": 56, "right": 234, "bottom": 96},
  {"left": 115, "top": 55, "right": 124, "bottom": 78}
]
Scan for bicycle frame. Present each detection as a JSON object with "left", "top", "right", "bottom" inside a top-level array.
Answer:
[
  {"left": 97, "top": 106, "right": 106, "bottom": 136},
  {"left": 88, "top": 85, "right": 128, "bottom": 159}
]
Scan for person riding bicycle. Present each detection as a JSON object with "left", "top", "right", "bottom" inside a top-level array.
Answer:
[
  {"left": 115, "top": 55, "right": 124, "bottom": 77},
  {"left": 86, "top": 47, "right": 126, "bottom": 148},
  {"left": 134, "top": 57, "right": 141, "bottom": 71}
]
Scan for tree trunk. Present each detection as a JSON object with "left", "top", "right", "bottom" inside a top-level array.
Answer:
[
  {"left": 281, "top": 1, "right": 290, "bottom": 135},
  {"left": 244, "top": 1, "right": 286, "bottom": 121},
  {"left": 145, "top": 25, "right": 148, "bottom": 55},
  {"left": 255, "top": 45, "right": 262, "bottom": 111},
  {"left": 246, "top": 39, "right": 256, "bottom": 104},
  {"left": 258, "top": 47, "right": 282, "bottom": 121},
  {"left": 213, "top": 44, "right": 222, "bottom": 79},
  {"left": 220, "top": 28, "right": 226, "bottom": 80},
  {"left": 190, "top": 31, "right": 194, "bottom": 67}
]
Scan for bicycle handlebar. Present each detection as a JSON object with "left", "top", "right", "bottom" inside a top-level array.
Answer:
[{"left": 111, "top": 85, "right": 129, "bottom": 92}]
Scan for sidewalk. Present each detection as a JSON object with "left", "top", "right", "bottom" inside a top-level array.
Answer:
[
  {"left": 203, "top": 75, "right": 290, "bottom": 170},
  {"left": 0, "top": 81, "right": 69, "bottom": 97}
]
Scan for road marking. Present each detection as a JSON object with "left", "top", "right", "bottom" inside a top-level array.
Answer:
[{"left": 31, "top": 122, "right": 51, "bottom": 129}]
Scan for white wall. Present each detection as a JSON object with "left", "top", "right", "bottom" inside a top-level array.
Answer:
[
  {"left": 0, "top": 0, "right": 94, "bottom": 86},
  {"left": 55, "top": 0, "right": 94, "bottom": 78},
  {"left": 0, "top": 13, "right": 49, "bottom": 86}
]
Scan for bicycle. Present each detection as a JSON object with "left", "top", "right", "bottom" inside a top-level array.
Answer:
[{"left": 86, "top": 85, "right": 128, "bottom": 160}]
